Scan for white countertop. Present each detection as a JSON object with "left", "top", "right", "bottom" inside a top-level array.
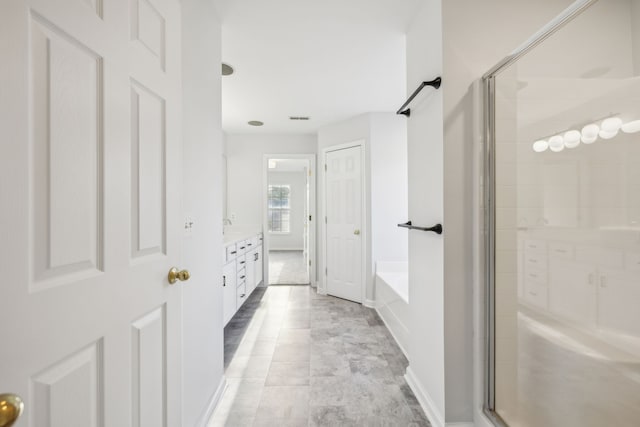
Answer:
[{"left": 223, "top": 226, "right": 262, "bottom": 245}]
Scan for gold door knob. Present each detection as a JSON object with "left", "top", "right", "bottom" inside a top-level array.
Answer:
[
  {"left": 168, "top": 267, "right": 190, "bottom": 284},
  {"left": 354, "top": 229, "right": 360, "bottom": 235},
  {"left": 0, "top": 394, "right": 24, "bottom": 427}
]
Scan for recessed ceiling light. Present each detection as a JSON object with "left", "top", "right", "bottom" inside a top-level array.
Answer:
[
  {"left": 248, "top": 121, "right": 264, "bottom": 126},
  {"left": 289, "top": 116, "right": 310, "bottom": 121},
  {"left": 222, "top": 63, "right": 234, "bottom": 76}
]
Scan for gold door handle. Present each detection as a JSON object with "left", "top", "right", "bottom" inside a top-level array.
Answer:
[
  {"left": 354, "top": 230, "right": 360, "bottom": 235},
  {"left": 0, "top": 394, "right": 24, "bottom": 427},
  {"left": 168, "top": 267, "right": 190, "bottom": 284}
]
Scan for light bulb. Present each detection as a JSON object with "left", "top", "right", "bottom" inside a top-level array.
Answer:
[
  {"left": 564, "top": 130, "right": 581, "bottom": 148},
  {"left": 601, "top": 117, "right": 622, "bottom": 133},
  {"left": 599, "top": 129, "right": 618, "bottom": 140},
  {"left": 533, "top": 140, "right": 548, "bottom": 153},
  {"left": 621, "top": 120, "right": 640, "bottom": 134},
  {"left": 581, "top": 123, "right": 599, "bottom": 144},
  {"left": 549, "top": 135, "right": 564, "bottom": 152}
]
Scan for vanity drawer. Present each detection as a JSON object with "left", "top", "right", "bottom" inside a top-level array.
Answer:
[
  {"left": 237, "top": 239, "right": 249, "bottom": 253},
  {"left": 236, "top": 282, "right": 247, "bottom": 308},
  {"left": 524, "top": 281, "right": 548, "bottom": 310},
  {"left": 236, "top": 255, "right": 247, "bottom": 271},
  {"left": 524, "top": 252, "right": 547, "bottom": 271},
  {"left": 257, "top": 233, "right": 264, "bottom": 245},
  {"left": 549, "top": 242, "right": 574, "bottom": 259},
  {"left": 524, "top": 265, "right": 547, "bottom": 285},
  {"left": 225, "top": 244, "right": 238, "bottom": 263},
  {"left": 249, "top": 236, "right": 259, "bottom": 249},
  {"left": 524, "top": 239, "right": 547, "bottom": 254},
  {"left": 237, "top": 266, "right": 247, "bottom": 282}
]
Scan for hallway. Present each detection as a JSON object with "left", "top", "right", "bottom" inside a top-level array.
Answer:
[{"left": 209, "top": 286, "right": 430, "bottom": 426}]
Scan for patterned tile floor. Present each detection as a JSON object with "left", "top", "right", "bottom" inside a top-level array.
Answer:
[{"left": 208, "top": 285, "right": 431, "bottom": 427}]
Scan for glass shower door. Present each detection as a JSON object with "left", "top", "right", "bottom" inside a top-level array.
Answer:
[{"left": 488, "top": 0, "right": 640, "bottom": 425}]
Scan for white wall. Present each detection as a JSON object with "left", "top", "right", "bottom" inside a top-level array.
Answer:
[
  {"left": 181, "top": 1, "right": 225, "bottom": 426},
  {"left": 370, "top": 113, "right": 409, "bottom": 267},
  {"left": 404, "top": 2, "right": 446, "bottom": 425},
  {"left": 317, "top": 112, "right": 407, "bottom": 304},
  {"left": 268, "top": 171, "right": 306, "bottom": 250},
  {"left": 226, "top": 134, "right": 316, "bottom": 226}
]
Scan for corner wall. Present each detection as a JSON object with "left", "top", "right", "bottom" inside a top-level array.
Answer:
[{"left": 181, "top": 1, "right": 225, "bottom": 425}]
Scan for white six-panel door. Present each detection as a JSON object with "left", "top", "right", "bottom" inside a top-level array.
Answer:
[
  {"left": 325, "top": 145, "right": 363, "bottom": 303},
  {"left": 0, "top": 0, "right": 183, "bottom": 426}
]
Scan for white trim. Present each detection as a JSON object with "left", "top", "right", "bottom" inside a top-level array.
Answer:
[
  {"left": 320, "top": 140, "right": 367, "bottom": 304},
  {"left": 405, "top": 366, "right": 445, "bottom": 427},
  {"left": 475, "top": 408, "right": 497, "bottom": 427},
  {"left": 375, "top": 306, "right": 408, "bottom": 358},
  {"left": 262, "top": 154, "right": 316, "bottom": 287},
  {"left": 196, "top": 377, "right": 227, "bottom": 427},
  {"left": 363, "top": 298, "right": 376, "bottom": 308},
  {"left": 446, "top": 423, "right": 475, "bottom": 427}
]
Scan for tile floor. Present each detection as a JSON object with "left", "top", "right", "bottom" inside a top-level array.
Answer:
[
  {"left": 209, "top": 285, "right": 431, "bottom": 426},
  {"left": 268, "top": 250, "right": 309, "bottom": 285}
]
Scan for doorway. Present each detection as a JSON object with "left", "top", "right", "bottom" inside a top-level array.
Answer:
[{"left": 263, "top": 155, "right": 316, "bottom": 286}]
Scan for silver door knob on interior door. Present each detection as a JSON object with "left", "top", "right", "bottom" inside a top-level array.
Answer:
[
  {"left": 354, "top": 230, "right": 360, "bottom": 235},
  {"left": 0, "top": 393, "right": 24, "bottom": 427}
]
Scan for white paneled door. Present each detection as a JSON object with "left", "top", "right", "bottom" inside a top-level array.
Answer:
[
  {"left": 325, "top": 145, "right": 363, "bottom": 303},
  {"left": 0, "top": 1, "right": 183, "bottom": 426}
]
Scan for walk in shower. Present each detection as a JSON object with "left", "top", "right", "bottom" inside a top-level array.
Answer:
[{"left": 485, "top": 0, "right": 640, "bottom": 425}]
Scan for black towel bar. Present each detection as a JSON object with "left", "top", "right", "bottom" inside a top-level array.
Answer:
[
  {"left": 397, "top": 221, "right": 443, "bottom": 235},
  {"left": 396, "top": 77, "right": 442, "bottom": 117}
]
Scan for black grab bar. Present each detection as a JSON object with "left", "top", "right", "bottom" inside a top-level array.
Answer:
[
  {"left": 396, "top": 77, "right": 442, "bottom": 117},
  {"left": 397, "top": 221, "right": 443, "bottom": 235}
]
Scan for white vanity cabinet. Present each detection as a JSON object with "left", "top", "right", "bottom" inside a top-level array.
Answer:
[{"left": 222, "top": 232, "right": 264, "bottom": 325}]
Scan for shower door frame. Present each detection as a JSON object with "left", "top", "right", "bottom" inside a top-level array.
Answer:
[{"left": 481, "top": 0, "right": 599, "bottom": 425}]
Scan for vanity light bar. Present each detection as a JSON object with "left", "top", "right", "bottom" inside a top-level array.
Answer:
[{"left": 532, "top": 116, "right": 640, "bottom": 153}]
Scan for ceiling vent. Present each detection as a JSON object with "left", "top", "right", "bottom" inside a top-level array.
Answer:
[{"left": 289, "top": 116, "right": 310, "bottom": 121}]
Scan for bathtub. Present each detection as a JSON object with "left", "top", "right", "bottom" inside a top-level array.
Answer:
[{"left": 375, "top": 262, "right": 409, "bottom": 357}]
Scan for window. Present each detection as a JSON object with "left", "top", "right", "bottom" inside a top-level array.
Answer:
[{"left": 268, "top": 185, "right": 290, "bottom": 233}]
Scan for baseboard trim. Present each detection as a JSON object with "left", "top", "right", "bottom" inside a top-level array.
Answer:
[
  {"left": 405, "top": 366, "right": 445, "bottom": 427},
  {"left": 196, "top": 376, "right": 227, "bottom": 427},
  {"left": 363, "top": 298, "right": 376, "bottom": 308}
]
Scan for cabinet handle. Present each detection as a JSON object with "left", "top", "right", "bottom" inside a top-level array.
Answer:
[
  {"left": 230, "top": 251, "right": 237, "bottom": 254},
  {"left": 600, "top": 276, "right": 608, "bottom": 288},
  {"left": 241, "top": 294, "right": 246, "bottom": 298},
  {"left": 588, "top": 273, "right": 594, "bottom": 285},
  {"left": 529, "top": 291, "right": 538, "bottom": 296},
  {"left": 529, "top": 259, "right": 537, "bottom": 263},
  {"left": 248, "top": 243, "right": 252, "bottom": 246},
  {"left": 223, "top": 275, "right": 226, "bottom": 287},
  {"left": 556, "top": 249, "right": 568, "bottom": 254},
  {"left": 528, "top": 273, "right": 538, "bottom": 278},
  {"left": 240, "top": 275, "right": 245, "bottom": 279},
  {"left": 240, "top": 261, "right": 245, "bottom": 265},
  {"left": 254, "top": 253, "right": 259, "bottom": 261}
]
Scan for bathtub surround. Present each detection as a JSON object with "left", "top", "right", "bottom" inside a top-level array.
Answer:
[{"left": 375, "top": 262, "right": 410, "bottom": 356}]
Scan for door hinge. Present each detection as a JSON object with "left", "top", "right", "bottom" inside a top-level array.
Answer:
[
  {"left": 324, "top": 164, "right": 327, "bottom": 171},
  {"left": 309, "top": 169, "right": 312, "bottom": 176},
  {"left": 309, "top": 260, "right": 311, "bottom": 267},
  {"left": 325, "top": 216, "right": 327, "bottom": 224},
  {"left": 309, "top": 215, "right": 312, "bottom": 221}
]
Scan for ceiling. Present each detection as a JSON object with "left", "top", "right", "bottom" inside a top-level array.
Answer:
[{"left": 214, "top": 0, "right": 424, "bottom": 134}]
